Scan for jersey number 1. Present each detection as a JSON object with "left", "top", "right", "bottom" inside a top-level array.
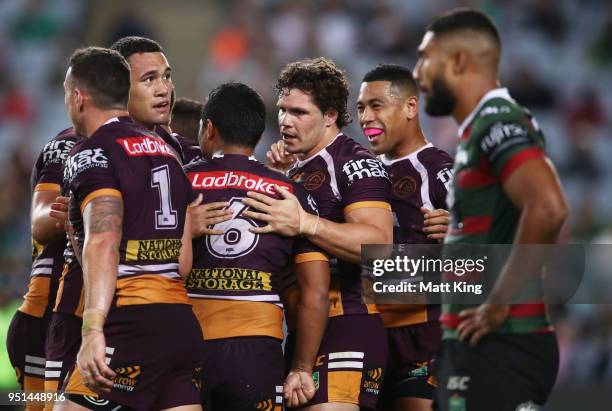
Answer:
[{"left": 151, "top": 165, "right": 178, "bottom": 229}]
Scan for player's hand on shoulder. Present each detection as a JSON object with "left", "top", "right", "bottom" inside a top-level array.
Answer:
[
  {"left": 421, "top": 207, "right": 450, "bottom": 242},
  {"left": 189, "top": 194, "right": 233, "bottom": 238},
  {"left": 266, "top": 140, "right": 297, "bottom": 173},
  {"left": 242, "top": 185, "right": 318, "bottom": 237},
  {"left": 283, "top": 369, "right": 317, "bottom": 407}
]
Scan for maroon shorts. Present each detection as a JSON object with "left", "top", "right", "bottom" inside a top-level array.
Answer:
[
  {"left": 378, "top": 321, "right": 442, "bottom": 409},
  {"left": 44, "top": 312, "right": 82, "bottom": 398},
  {"left": 6, "top": 310, "right": 49, "bottom": 393},
  {"left": 201, "top": 336, "right": 284, "bottom": 410},
  {"left": 285, "top": 314, "right": 388, "bottom": 410},
  {"left": 64, "top": 304, "right": 204, "bottom": 411}
]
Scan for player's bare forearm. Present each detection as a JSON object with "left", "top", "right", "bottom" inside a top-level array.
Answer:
[
  {"left": 31, "top": 189, "right": 64, "bottom": 244},
  {"left": 291, "top": 261, "right": 329, "bottom": 372},
  {"left": 488, "top": 157, "right": 568, "bottom": 303},
  {"left": 178, "top": 209, "right": 193, "bottom": 278},
  {"left": 82, "top": 196, "right": 123, "bottom": 317},
  {"left": 308, "top": 207, "right": 393, "bottom": 264}
]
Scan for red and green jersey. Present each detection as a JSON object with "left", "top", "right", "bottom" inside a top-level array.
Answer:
[{"left": 442, "top": 88, "right": 553, "bottom": 338}]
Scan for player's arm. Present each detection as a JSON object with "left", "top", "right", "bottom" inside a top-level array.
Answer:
[
  {"left": 31, "top": 187, "right": 64, "bottom": 244},
  {"left": 458, "top": 157, "right": 568, "bottom": 346},
  {"left": 178, "top": 207, "right": 193, "bottom": 278},
  {"left": 306, "top": 206, "right": 392, "bottom": 263},
  {"left": 243, "top": 187, "right": 392, "bottom": 264},
  {"left": 285, "top": 259, "right": 330, "bottom": 406},
  {"left": 78, "top": 194, "right": 122, "bottom": 392}
]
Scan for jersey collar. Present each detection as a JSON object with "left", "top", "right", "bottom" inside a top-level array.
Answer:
[
  {"left": 378, "top": 142, "right": 433, "bottom": 166},
  {"left": 457, "top": 87, "right": 514, "bottom": 138}
]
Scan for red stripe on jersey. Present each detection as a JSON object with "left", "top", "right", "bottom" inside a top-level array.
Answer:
[
  {"left": 457, "top": 156, "right": 497, "bottom": 188},
  {"left": 440, "top": 312, "right": 461, "bottom": 329},
  {"left": 508, "top": 303, "right": 546, "bottom": 317},
  {"left": 500, "top": 147, "right": 544, "bottom": 183},
  {"left": 117, "top": 136, "right": 175, "bottom": 157},
  {"left": 188, "top": 171, "right": 293, "bottom": 196},
  {"left": 459, "top": 126, "right": 472, "bottom": 141}
]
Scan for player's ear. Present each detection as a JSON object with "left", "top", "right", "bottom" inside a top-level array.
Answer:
[
  {"left": 452, "top": 49, "right": 469, "bottom": 75},
  {"left": 404, "top": 95, "right": 418, "bottom": 120},
  {"left": 324, "top": 110, "right": 338, "bottom": 128},
  {"left": 74, "top": 88, "right": 84, "bottom": 112},
  {"left": 205, "top": 119, "right": 215, "bottom": 141}
]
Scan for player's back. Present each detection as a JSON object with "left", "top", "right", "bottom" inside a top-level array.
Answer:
[
  {"left": 184, "top": 154, "right": 316, "bottom": 340},
  {"left": 65, "top": 116, "right": 192, "bottom": 308}
]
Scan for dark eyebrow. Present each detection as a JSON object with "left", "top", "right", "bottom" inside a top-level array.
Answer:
[{"left": 140, "top": 69, "right": 160, "bottom": 80}]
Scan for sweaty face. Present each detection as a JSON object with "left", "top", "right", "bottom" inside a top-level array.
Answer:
[
  {"left": 277, "top": 89, "right": 329, "bottom": 158},
  {"left": 127, "top": 52, "right": 173, "bottom": 129},
  {"left": 357, "top": 81, "right": 408, "bottom": 156},
  {"left": 413, "top": 31, "right": 457, "bottom": 116}
]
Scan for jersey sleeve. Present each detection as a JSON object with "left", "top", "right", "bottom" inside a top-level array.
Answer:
[
  {"left": 337, "top": 155, "right": 392, "bottom": 215},
  {"left": 477, "top": 112, "right": 545, "bottom": 184},
  {"left": 65, "top": 141, "right": 122, "bottom": 213},
  {"left": 292, "top": 182, "right": 329, "bottom": 263},
  {"left": 429, "top": 155, "right": 454, "bottom": 210},
  {"left": 35, "top": 138, "right": 76, "bottom": 191}
]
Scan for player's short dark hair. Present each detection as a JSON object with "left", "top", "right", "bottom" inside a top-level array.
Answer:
[
  {"left": 275, "top": 57, "right": 350, "bottom": 128},
  {"left": 109, "top": 36, "right": 164, "bottom": 60},
  {"left": 362, "top": 64, "right": 418, "bottom": 96},
  {"left": 171, "top": 97, "right": 203, "bottom": 143},
  {"left": 201, "top": 82, "right": 265, "bottom": 148},
  {"left": 68, "top": 47, "right": 130, "bottom": 109},
  {"left": 427, "top": 8, "right": 500, "bottom": 45}
]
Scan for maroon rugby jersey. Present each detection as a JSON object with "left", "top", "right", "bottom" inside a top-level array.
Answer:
[
  {"left": 64, "top": 116, "right": 192, "bottom": 308},
  {"left": 287, "top": 133, "right": 392, "bottom": 317},
  {"left": 184, "top": 154, "right": 326, "bottom": 340},
  {"left": 20, "top": 127, "right": 78, "bottom": 319},
  {"left": 377, "top": 143, "right": 453, "bottom": 327},
  {"left": 174, "top": 133, "right": 202, "bottom": 166}
]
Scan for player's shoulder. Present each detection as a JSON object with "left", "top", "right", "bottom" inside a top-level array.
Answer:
[
  {"left": 328, "top": 133, "right": 376, "bottom": 162},
  {"left": 39, "top": 127, "right": 79, "bottom": 165},
  {"left": 472, "top": 93, "right": 531, "bottom": 133},
  {"left": 417, "top": 144, "right": 454, "bottom": 169}
]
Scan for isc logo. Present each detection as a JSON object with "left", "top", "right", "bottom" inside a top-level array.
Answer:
[{"left": 447, "top": 376, "right": 470, "bottom": 391}]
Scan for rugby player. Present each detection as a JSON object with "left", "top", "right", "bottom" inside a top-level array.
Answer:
[
  {"left": 55, "top": 47, "right": 202, "bottom": 411},
  {"left": 412, "top": 8, "right": 568, "bottom": 411},
  {"left": 169, "top": 96, "right": 204, "bottom": 165},
  {"left": 184, "top": 82, "right": 329, "bottom": 410},
  {"left": 244, "top": 57, "right": 393, "bottom": 411},
  {"left": 109, "top": 36, "right": 185, "bottom": 164},
  {"left": 6, "top": 126, "right": 77, "bottom": 410},
  {"left": 356, "top": 64, "right": 453, "bottom": 411},
  {"left": 45, "top": 38, "right": 196, "bottom": 403}
]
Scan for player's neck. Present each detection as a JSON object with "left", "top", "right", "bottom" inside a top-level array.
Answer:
[
  {"left": 218, "top": 144, "right": 253, "bottom": 157},
  {"left": 84, "top": 109, "right": 129, "bottom": 137},
  {"left": 388, "top": 126, "right": 428, "bottom": 160},
  {"left": 303, "top": 125, "right": 340, "bottom": 160},
  {"left": 452, "top": 78, "right": 499, "bottom": 126}
]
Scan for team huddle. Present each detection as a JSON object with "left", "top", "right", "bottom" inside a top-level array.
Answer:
[{"left": 6, "top": 8, "right": 568, "bottom": 411}]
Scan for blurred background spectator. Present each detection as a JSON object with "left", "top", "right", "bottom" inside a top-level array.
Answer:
[{"left": 0, "top": 0, "right": 611, "bottom": 406}]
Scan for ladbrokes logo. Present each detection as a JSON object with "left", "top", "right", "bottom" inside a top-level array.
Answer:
[
  {"left": 342, "top": 158, "right": 389, "bottom": 185},
  {"left": 112, "top": 365, "right": 141, "bottom": 392},
  {"left": 125, "top": 239, "right": 182, "bottom": 261},
  {"left": 188, "top": 171, "right": 293, "bottom": 195},
  {"left": 117, "top": 136, "right": 175, "bottom": 157},
  {"left": 186, "top": 267, "right": 272, "bottom": 291},
  {"left": 363, "top": 367, "right": 383, "bottom": 395}
]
